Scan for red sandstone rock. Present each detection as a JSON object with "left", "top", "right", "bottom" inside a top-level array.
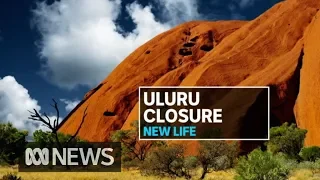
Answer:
[{"left": 58, "top": 0, "right": 320, "bottom": 154}]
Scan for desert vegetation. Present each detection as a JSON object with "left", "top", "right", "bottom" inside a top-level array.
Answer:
[
  {"left": 1, "top": 121, "right": 320, "bottom": 179},
  {"left": 110, "top": 121, "right": 320, "bottom": 180}
]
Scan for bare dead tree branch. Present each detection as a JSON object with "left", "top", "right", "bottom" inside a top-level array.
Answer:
[
  {"left": 28, "top": 99, "right": 63, "bottom": 153},
  {"left": 50, "top": 99, "right": 60, "bottom": 129},
  {"left": 28, "top": 99, "right": 88, "bottom": 142},
  {"left": 28, "top": 109, "right": 54, "bottom": 130},
  {"left": 28, "top": 99, "right": 88, "bottom": 171}
]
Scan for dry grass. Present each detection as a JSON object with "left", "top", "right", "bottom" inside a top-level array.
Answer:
[
  {"left": 288, "top": 169, "right": 320, "bottom": 180},
  {"left": 3, "top": 166, "right": 320, "bottom": 180},
  {"left": 0, "top": 166, "right": 235, "bottom": 180}
]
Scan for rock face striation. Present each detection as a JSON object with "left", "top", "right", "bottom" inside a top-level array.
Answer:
[{"left": 58, "top": 0, "right": 320, "bottom": 154}]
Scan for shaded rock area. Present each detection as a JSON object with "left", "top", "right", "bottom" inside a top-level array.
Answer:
[
  {"left": 103, "top": 111, "right": 116, "bottom": 116},
  {"left": 179, "top": 48, "right": 193, "bottom": 56}
]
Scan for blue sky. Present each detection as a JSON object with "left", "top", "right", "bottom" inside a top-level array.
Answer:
[{"left": 0, "top": 0, "right": 281, "bottom": 133}]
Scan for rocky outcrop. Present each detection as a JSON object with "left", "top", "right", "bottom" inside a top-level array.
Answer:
[
  {"left": 295, "top": 9, "right": 320, "bottom": 146},
  {"left": 58, "top": 0, "right": 320, "bottom": 154},
  {"left": 57, "top": 20, "right": 246, "bottom": 142}
]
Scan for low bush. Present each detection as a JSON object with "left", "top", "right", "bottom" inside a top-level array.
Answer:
[
  {"left": 198, "top": 141, "right": 238, "bottom": 179},
  {"left": 299, "top": 146, "right": 320, "bottom": 162},
  {"left": 0, "top": 123, "right": 28, "bottom": 165},
  {"left": 184, "top": 156, "right": 198, "bottom": 169},
  {"left": 140, "top": 144, "right": 195, "bottom": 179},
  {"left": 111, "top": 120, "right": 166, "bottom": 161},
  {"left": 266, "top": 123, "right": 307, "bottom": 160},
  {"left": 273, "top": 152, "right": 298, "bottom": 170},
  {"left": 235, "top": 148, "right": 290, "bottom": 180}
]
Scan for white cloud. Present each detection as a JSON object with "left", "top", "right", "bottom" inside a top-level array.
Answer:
[
  {"left": 156, "top": 0, "right": 201, "bottom": 25},
  {"left": 0, "top": 76, "right": 42, "bottom": 133},
  {"left": 0, "top": 76, "right": 62, "bottom": 135},
  {"left": 32, "top": 0, "right": 200, "bottom": 89},
  {"left": 60, "top": 98, "right": 80, "bottom": 112}
]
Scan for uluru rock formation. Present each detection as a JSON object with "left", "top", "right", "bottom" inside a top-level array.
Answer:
[{"left": 58, "top": 0, "right": 320, "bottom": 154}]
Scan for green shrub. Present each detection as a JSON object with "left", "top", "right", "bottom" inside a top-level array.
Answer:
[
  {"left": 235, "top": 149, "right": 290, "bottom": 180},
  {"left": 32, "top": 129, "right": 84, "bottom": 147},
  {"left": 198, "top": 141, "right": 238, "bottom": 179},
  {"left": 184, "top": 156, "right": 199, "bottom": 177},
  {"left": 1, "top": 173, "right": 22, "bottom": 180},
  {"left": 266, "top": 122, "right": 307, "bottom": 159},
  {"left": 111, "top": 120, "right": 166, "bottom": 161},
  {"left": 275, "top": 153, "right": 298, "bottom": 170},
  {"left": 299, "top": 146, "right": 320, "bottom": 162},
  {"left": 140, "top": 144, "right": 194, "bottom": 179},
  {"left": 0, "top": 123, "right": 28, "bottom": 165},
  {"left": 184, "top": 156, "right": 198, "bottom": 169}
]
